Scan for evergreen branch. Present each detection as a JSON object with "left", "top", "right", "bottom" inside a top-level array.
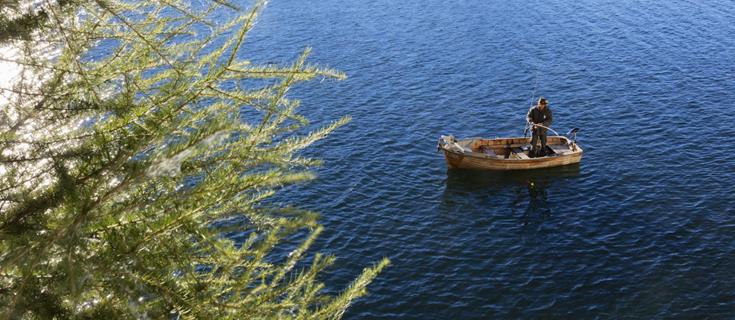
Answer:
[
  {"left": 270, "top": 225, "right": 323, "bottom": 288},
  {"left": 92, "top": 0, "right": 182, "bottom": 77},
  {"left": 311, "top": 258, "right": 390, "bottom": 320},
  {"left": 225, "top": 0, "right": 262, "bottom": 67},
  {"left": 0, "top": 0, "right": 387, "bottom": 317},
  {"left": 45, "top": 0, "right": 103, "bottom": 105},
  {"left": 225, "top": 64, "right": 347, "bottom": 81},
  {"left": 158, "top": 0, "right": 216, "bottom": 29}
]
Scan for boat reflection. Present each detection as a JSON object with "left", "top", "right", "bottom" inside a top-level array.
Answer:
[{"left": 440, "top": 164, "right": 581, "bottom": 225}]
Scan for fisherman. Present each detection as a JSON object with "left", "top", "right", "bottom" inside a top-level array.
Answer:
[{"left": 527, "top": 97, "right": 553, "bottom": 157}]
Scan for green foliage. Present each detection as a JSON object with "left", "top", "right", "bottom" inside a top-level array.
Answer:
[
  {"left": 0, "top": 0, "right": 388, "bottom": 318},
  {"left": 0, "top": 1, "right": 78, "bottom": 42}
]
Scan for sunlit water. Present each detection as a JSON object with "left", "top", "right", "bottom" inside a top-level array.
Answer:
[
  {"left": 236, "top": 0, "right": 735, "bottom": 318},
  {"left": 0, "top": 46, "right": 23, "bottom": 105}
]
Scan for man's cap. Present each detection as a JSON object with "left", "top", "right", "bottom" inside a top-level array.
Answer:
[{"left": 538, "top": 97, "right": 548, "bottom": 105}]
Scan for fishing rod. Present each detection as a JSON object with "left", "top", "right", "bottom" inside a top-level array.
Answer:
[{"left": 523, "top": 71, "right": 538, "bottom": 138}]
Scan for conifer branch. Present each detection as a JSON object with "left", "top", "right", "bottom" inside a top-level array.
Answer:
[{"left": 0, "top": 1, "right": 388, "bottom": 317}]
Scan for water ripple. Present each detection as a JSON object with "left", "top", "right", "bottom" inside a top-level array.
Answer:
[{"left": 232, "top": 0, "right": 735, "bottom": 318}]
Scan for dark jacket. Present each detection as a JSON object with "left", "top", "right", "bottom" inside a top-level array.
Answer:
[{"left": 526, "top": 106, "right": 553, "bottom": 134}]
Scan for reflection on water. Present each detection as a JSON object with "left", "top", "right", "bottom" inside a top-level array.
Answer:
[
  {"left": 514, "top": 177, "right": 551, "bottom": 225},
  {"left": 441, "top": 164, "right": 580, "bottom": 225}
]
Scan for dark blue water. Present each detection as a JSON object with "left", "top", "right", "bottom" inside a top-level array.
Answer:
[{"left": 238, "top": 0, "right": 735, "bottom": 318}]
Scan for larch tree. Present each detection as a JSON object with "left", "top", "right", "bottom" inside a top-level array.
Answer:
[{"left": 0, "top": 0, "right": 388, "bottom": 318}]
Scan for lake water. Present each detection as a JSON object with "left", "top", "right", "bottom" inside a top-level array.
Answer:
[{"left": 238, "top": 0, "right": 735, "bottom": 318}]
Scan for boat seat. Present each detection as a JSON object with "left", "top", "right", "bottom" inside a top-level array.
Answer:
[
  {"left": 549, "top": 144, "right": 571, "bottom": 155},
  {"left": 511, "top": 147, "right": 530, "bottom": 159},
  {"left": 478, "top": 146, "right": 496, "bottom": 157}
]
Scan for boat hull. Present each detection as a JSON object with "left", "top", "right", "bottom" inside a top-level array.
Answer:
[
  {"left": 443, "top": 149, "right": 582, "bottom": 170},
  {"left": 439, "top": 136, "right": 583, "bottom": 171}
]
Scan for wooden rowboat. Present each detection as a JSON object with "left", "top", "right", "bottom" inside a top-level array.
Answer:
[{"left": 437, "top": 134, "right": 583, "bottom": 170}]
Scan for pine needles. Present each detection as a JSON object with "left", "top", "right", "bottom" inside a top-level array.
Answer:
[{"left": 0, "top": 0, "right": 388, "bottom": 318}]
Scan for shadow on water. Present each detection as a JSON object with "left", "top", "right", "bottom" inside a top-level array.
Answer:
[{"left": 440, "top": 164, "right": 581, "bottom": 225}]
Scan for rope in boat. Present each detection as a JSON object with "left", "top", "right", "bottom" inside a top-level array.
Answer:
[
  {"left": 528, "top": 123, "right": 562, "bottom": 137},
  {"left": 529, "top": 124, "right": 579, "bottom": 152}
]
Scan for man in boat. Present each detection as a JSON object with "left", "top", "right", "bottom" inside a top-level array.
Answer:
[{"left": 526, "top": 97, "right": 553, "bottom": 157}]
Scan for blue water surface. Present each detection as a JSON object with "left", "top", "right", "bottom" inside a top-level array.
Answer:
[{"left": 236, "top": 0, "right": 735, "bottom": 318}]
